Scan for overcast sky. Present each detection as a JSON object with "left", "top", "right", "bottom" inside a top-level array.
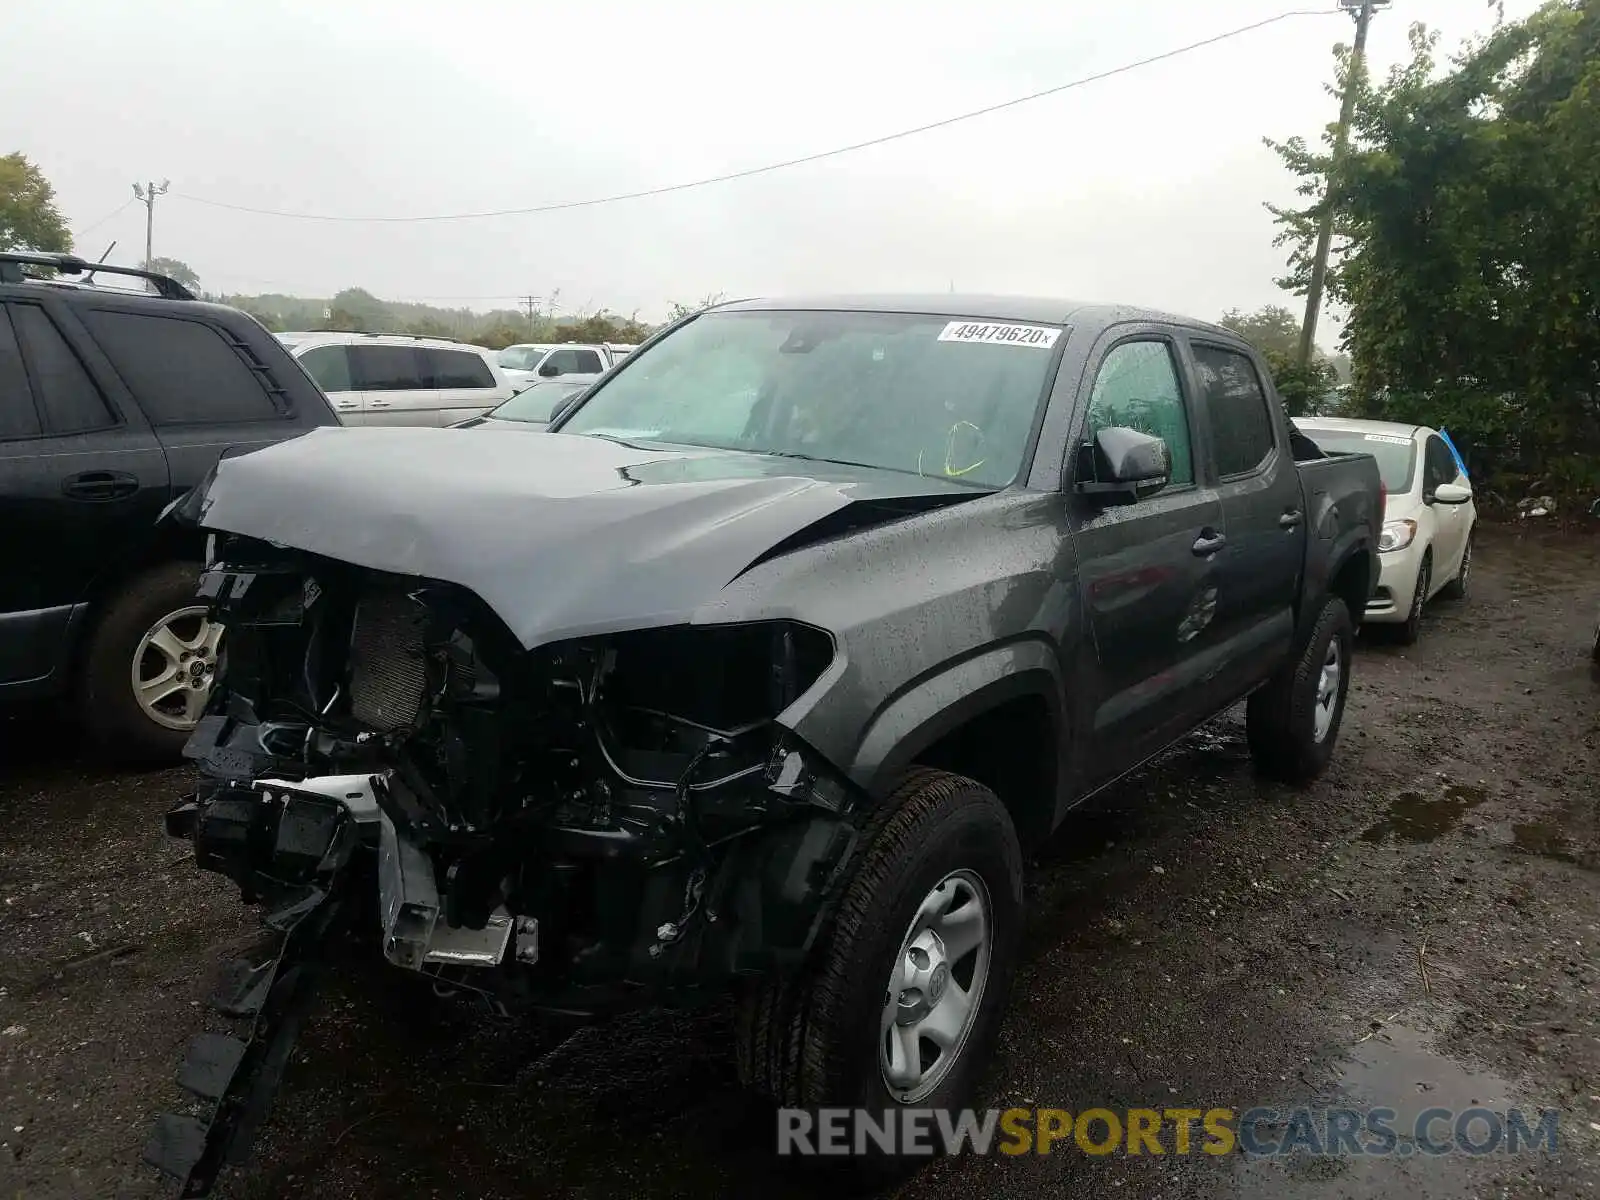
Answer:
[{"left": 4, "top": 0, "right": 1533, "bottom": 336}]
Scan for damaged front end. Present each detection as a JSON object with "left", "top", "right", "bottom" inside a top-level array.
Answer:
[{"left": 145, "top": 534, "right": 864, "bottom": 1194}]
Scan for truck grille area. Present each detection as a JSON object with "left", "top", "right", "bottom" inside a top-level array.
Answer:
[{"left": 348, "top": 586, "right": 430, "bottom": 731}]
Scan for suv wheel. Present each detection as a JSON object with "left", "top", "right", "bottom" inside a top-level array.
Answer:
[
  {"left": 80, "top": 562, "right": 220, "bottom": 762},
  {"left": 1247, "top": 594, "right": 1354, "bottom": 783},
  {"left": 736, "top": 767, "right": 1023, "bottom": 1178}
]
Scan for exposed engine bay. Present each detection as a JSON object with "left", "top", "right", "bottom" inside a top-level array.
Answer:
[{"left": 146, "top": 533, "right": 866, "bottom": 1194}]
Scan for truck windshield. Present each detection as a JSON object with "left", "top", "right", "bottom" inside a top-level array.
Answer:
[
  {"left": 499, "top": 346, "right": 547, "bottom": 371},
  {"left": 559, "top": 309, "right": 1063, "bottom": 487},
  {"left": 1299, "top": 427, "right": 1417, "bottom": 493}
]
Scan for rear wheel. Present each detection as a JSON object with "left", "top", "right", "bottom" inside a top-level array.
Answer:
[
  {"left": 79, "top": 562, "right": 221, "bottom": 762},
  {"left": 737, "top": 767, "right": 1023, "bottom": 1180},
  {"left": 1247, "top": 595, "right": 1354, "bottom": 783}
]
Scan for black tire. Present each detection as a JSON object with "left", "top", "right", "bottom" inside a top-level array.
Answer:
[
  {"left": 78, "top": 561, "right": 209, "bottom": 763},
  {"left": 1247, "top": 595, "right": 1355, "bottom": 784},
  {"left": 1397, "top": 553, "right": 1431, "bottom": 646},
  {"left": 1439, "top": 536, "right": 1471, "bottom": 601},
  {"left": 737, "top": 767, "right": 1024, "bottom": 1180}
]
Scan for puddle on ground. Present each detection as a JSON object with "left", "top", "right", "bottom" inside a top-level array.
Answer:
[
  {"left": 1337, "top": 1020, "right": 1516, "bottom": 1129},
  {"left": 1512, "top": 822, "right": 1587, "bottom": 867},
  {"left": 1359, "top": 783, "right": 1489, "bottom": 845},
  {"left": 1233, "top": 1020, "right": 1524, "bottom": 1200}
]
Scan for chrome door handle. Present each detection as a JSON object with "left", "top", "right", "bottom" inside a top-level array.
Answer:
[
  {"left": 1279, "top": 509, "right": 1304, "bottom": 529},
  {"left": 1192, "top": 530, "right": 1227, "bottom": 556}
]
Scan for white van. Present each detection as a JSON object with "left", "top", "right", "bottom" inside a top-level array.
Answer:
[{"left": 279, "top": 332, "right": 516, "bottom": 426}]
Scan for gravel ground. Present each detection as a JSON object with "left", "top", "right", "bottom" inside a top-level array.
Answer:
[{"left": 2, "top": 521, "right": 1596, "bottom": 1200}]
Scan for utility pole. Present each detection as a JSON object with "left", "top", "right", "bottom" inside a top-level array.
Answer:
[
  {"left": 1296, "top": 0, "right": 1387, "bottom": 368},
  {"left": 520, "top": 294, "right": 538, "bottom": 330},
  {"left": 132, "top": 179, "right": 171, "bottom": 270}
]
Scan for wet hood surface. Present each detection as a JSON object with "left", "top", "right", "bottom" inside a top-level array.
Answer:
[{"left": 193, "top": 426, "right": 979, "bottom": 648}]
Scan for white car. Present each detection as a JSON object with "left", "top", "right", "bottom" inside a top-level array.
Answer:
[
  {"left": 278, "top": 332, "right": 516, "bottom": 426},
  {"left": 1296, "top": 417, "right": 1476, "bottom": 643}
]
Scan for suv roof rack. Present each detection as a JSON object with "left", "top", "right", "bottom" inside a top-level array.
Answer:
[
  {"left": 289, "top": 329, "right": 464, "bottom": 343},
  {"left": 354, "top": 331, "right": 462, "bottom": 343},
  {"left": 0, "top": 252, "right": 197, "bottom": 301}
]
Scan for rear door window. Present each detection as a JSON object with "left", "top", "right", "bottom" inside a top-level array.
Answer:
[
  {"left": 349, "top": 344, "right": 426, "bottom": 391},
  {"left": 0, "top": 306, "right": 42, "bottom": 440},
  {"left": 79, "top": 309, "right": 282, "bottom": 425},
  {"left": 424, "top": 348, "right": 496, "bottom": 389},
  {"left": 1191, "top": 344, "right": 1276, "bottom": 477},
  {"left": 9, "top": 304, "right": 117, "bottom": 435},
  {"left": 298, "top": 344, "right": 353, "bottom": 392},
  {"left": 572, "top": 348, "right": 604, "bottom": 374}
]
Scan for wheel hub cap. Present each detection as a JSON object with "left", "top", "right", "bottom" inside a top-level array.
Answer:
[
  {"left": 133, "top": 606, "right": 224, "bottom": 732},
  {"left": 879, "top": 869, "right": 992, "bottom": 1103}
]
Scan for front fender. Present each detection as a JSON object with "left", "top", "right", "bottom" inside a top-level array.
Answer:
[{"left": 847, "top": 637, "right": 1066, "bottom": 801}]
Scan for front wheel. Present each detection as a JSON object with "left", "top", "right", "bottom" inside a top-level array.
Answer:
[
  {"left": 1247, "top": 595, "right": 1355, "bottom": 784},
  {"left": 1439, "top": 536, "right": 1471, "bottom": 601},
  {"left": 1397, "top": 554, "right": 1432, "bottom": 646},
  {"left": 737, "top": 768, "right": 1023, "bottom": 1178}
]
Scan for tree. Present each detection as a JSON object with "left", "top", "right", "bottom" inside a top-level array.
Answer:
[
  {"left": 1218, "top": 306, "right": 1302, "bottom": 358},
  {"left": 146, "top": 256, "right": 200, "bottom": 293},
  {"left": 325, "top": 287, "right": 390, "bottom": 331},
  {"left": 0, "top": 153, "right": 70, "bottom": 254},
  {"left": 1220, "top": 305, "right": 1342, "bottom": 416},
  {"left": 472, "top": 324, "right": 526, "bottom": 352},
  {"left": 568, "top": 308, "right": 654, "bottom": 345},
  {"left": 665, "top": 292, "right": 728, "bottom": 322},
  {"left": 1267, "top": 0, "right": 1600, "bottom": 495}
]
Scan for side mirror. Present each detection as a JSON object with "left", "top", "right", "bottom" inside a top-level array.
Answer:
[
  {"left": 1074, "top": 427, "right": 1171, "bottom": 503},
  {"left": 538, "top": 361, "right": 561, "bottom": 378},
  {"left": 1431, "top": 482, "right": 1473, "bottom": 505}
]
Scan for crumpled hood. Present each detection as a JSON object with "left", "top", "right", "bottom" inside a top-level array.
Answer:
[{"left": 192, "top": 426, "right": 978, "bottom": 648}]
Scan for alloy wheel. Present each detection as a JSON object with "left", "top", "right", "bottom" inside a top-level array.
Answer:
[{"left": 132, "top": 606, "right": 223, "bottom": 731}]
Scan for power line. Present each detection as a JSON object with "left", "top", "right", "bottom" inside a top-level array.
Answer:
[
  {"left": 74, "top": 197, "right": 136, "bottom": 237},
  {"left": 171, "top": 9, "right": 1339, "bottom": 226}
]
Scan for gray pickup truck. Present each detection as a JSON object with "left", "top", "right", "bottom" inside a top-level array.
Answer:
[{"left": 146, "top": 295, "right": 1382, "bottom": 1193}]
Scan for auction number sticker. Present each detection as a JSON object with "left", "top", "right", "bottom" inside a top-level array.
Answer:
[
  {"left": 938, "top": 320, "right": 1061, "bottom": 348},
  {"left": 1363, "top": 433, "right": 1412, "bottom": 445}
]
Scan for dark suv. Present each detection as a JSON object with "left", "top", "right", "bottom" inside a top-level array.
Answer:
[{"left": 0, "top": 252, "right": 340, "bottom": 759}]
